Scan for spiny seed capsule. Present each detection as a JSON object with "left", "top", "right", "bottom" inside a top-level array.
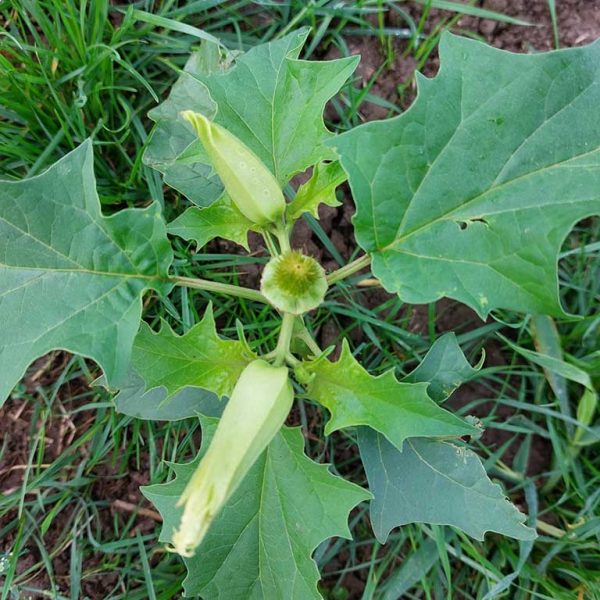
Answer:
[
  {"left": 261, "top": 251, "right": 328, "bottom": 315},
  {"left": 181, "top": 110, "right": 285, "bottom": 226}
]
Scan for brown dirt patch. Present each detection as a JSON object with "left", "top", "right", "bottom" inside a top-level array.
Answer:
[
  {"left": 337, "top": 0, "right": 600, "bottom": 117},
  {"left": 0, "top": 359, "right": 160, "bottom": 599},
  {"left": 481, "top": 0, "right": 600, "bottom": 51}
]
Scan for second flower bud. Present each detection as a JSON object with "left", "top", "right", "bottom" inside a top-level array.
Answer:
[{"left": 182, "top": 110, "right": 285, "bottom": 226}]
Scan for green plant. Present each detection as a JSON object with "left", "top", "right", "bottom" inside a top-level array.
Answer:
[{"left": 1, "top": 27, "right": 598, "bottom": 599}]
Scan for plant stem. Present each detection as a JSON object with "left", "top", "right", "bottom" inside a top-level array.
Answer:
[
  {"left": 536, "top": 519, "right": 566, "bottom": 538},
  {"left": 285, "top": 352, "right": 300, "bottom": 367},
  {"left": 297, "top": 324, "right": 323, "bottom": 357},
  {"left": 273, "top": 312, "right": 296, "bottom": 367},
  {"left": 326, "top": 254, "right": 372, "bottom": 285},
  {"left": 170, "top": 275, "right": 268, "bottom": 304},
  {"left": 274, "top": 224, "right": 291, "bottom": 253},
  {"left": 263, "top": 230, "right": 279, "bottom": 256}
]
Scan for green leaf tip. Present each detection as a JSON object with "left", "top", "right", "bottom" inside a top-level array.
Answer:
[{"left": 404, "top": 332, "right": 481, "bottom": 402}]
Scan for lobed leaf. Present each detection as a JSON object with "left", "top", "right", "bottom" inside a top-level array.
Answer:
[
  {"left": 110, "top": 369, "right": 221, "bottom": 421},
  {"left": 143, "top": 418, "right": 371, "bottom": 599},
  {"left": 132, "top": 304, "right": 256, "bottom": 399},
  {"left": 359, "top": 430, "right": 536, "bottom": 542},
  {"left": 0, "top": 141, "right": 172, "bottom": 406},
  {"left": 404, "top": 332, "right": 481, "bottom": 402},
  {"left": 332, "top": 34, "right": 600, "bottom": 317},
  {"left": 167, "top": 194, "right": 258, "bottom": 250},
  {"left": 286, "top": 160, "right": 345, "bottom": 221},
  {"left": 306, "top": 340, "right": 477, "bottom": 449}
]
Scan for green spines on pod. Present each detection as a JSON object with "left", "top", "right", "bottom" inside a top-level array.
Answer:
[
  {"left": 261, "top": 251, "right": 328, "bottom": 315},
  {"left": 171, "top": 359, "right": 293, "bottom": 557},
  {"left": 181, "top": 110, "right": 285, "bottom": 226}
]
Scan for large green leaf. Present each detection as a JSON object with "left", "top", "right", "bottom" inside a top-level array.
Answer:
[
  {"left": 0, "top": 141, "right": 172, "bottom": 405},
  {"left": 333, "top": 34, "right": 600, "bottom": 317},
  {"left": 132, "top": 305, "right": 256, "bottom": 399},
  {"left": 305, "top": 341, "right": 477, "bottom": 449},
  {"left": 359, "top": 430, "right": 536, "bottom": 542},
  {"left": 143, "top": 45, "right": 226, "bottom": 205},
  {"left": 146, "top": 30, "right": 357, "bottom": 209},
  {"left": 143, "top": 418, "right": 370, "bottom": 599}
]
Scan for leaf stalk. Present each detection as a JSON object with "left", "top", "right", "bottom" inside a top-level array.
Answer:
[
  {"left": 171, "top": 275, "right": 268, "bottom": 304},
  {"left": 326, "top": 254, "right": 372, "bottom": 285},
  {"left": 273, "top": 312, "right": 296, "bottom": 367},
  {"left": 274, "top": 223, "right": 291, "bottom": 254}
]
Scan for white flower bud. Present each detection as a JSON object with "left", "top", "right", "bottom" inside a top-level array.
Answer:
[
  {"left": 182, "top": 110, "right": 285, "bottom": 226},
  {"left": 172, "top": 359, "right": 293, "bottom": 556}
]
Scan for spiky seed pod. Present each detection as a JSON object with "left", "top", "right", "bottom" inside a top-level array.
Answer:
[{"left": 261, "top": 251, "right": 328, "bottom": 315}]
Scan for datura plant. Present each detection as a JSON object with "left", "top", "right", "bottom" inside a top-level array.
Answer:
[{"left": 1, "top": 28, "right": 599, "bottom": 599}]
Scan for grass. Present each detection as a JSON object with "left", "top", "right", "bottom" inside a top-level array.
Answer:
[{"left": 1, "top": 1, "right": 599, "bottom": 599}]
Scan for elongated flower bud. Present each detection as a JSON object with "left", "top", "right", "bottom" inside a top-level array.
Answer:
[
  {"left": 171, "top": 359, "right": 293, "bottom": 557},
  {"left": 181, "top": 110, "right": 285, "bottom": 226}
]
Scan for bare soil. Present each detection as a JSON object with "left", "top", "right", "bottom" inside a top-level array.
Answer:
[{"left": 348, "top": 0, "right": 600, "bottom": 118}]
